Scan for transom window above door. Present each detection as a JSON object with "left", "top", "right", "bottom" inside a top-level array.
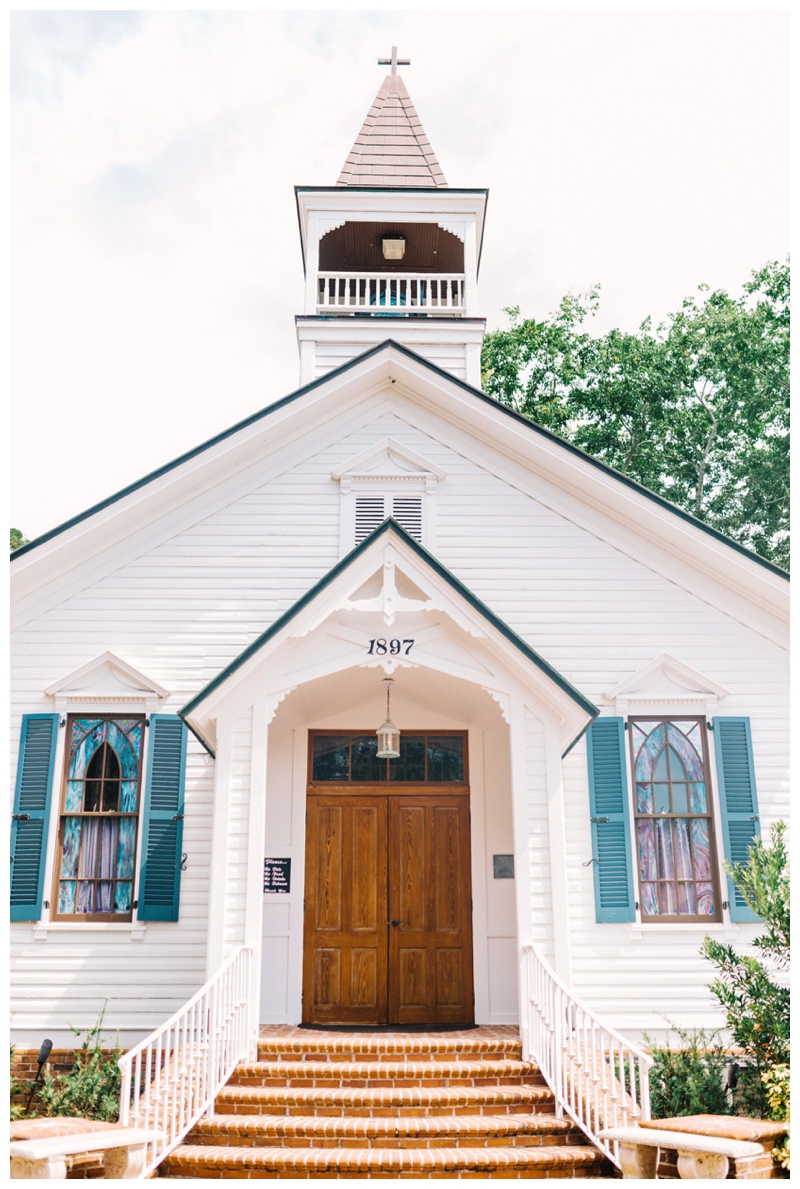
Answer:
[
  {"left": 355, "top": 494, "right": 423, "bottom": 543},
  {"left": 311, "top": 731, "right": 465, "bottom": 784}
]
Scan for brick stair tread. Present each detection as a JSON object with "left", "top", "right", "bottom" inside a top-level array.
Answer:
[
  {"left": 258, "top": 1037, "right": 522, "bottom": 1060},
  {"left": 164, "top": 1142, "right": 605, "bottom": 1174},
  {"left": 189, "top": 1113, "right": 575, "bottom": 1144},
  {"left": 215, "top": 1084, "right": 555, "bottom": 1111},
  {"left": 233, "top": 1058, "right": 538, "bottom": 1081}
]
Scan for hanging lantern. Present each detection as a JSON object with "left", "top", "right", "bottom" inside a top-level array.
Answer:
[{"left": 376, "top": 678, "right": 401, "bottom": 758}]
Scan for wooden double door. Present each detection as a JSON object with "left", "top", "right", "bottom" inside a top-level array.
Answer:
[{"left": 302, "top": 792, "right": 474, "bottom": 1025}]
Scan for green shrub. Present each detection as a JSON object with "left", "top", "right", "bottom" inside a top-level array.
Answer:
[
  {"left": 10, "top": 1044, "right": 24, "bottom": 1121},
  {"left": 36, "top": 1012, "right": 122, "bottom": 1123},
  {"left": 644, "top": 1025, "right": 732, "bottom": 1118},
  {"left": 762, "top": 1064, "right": 790, "bottom": 1171}
]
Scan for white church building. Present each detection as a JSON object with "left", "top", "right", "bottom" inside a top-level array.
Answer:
[{"left": 11, "top": 55, "right": 788, "bottom": 1069}]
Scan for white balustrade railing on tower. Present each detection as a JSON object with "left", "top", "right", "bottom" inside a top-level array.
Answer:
[
  {"left": 520, "top": 943, "right": 652, "bottom": 1169},
  {"left": 317, "top": 272, "right": 465, "bottom": 314},
  {"left": 118, "top": 945, "right": 256, "bottom": 1179}
]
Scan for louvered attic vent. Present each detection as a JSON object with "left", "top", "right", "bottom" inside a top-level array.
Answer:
[{"left": 355, "top": 495, "right": 423, "bottom": 544}]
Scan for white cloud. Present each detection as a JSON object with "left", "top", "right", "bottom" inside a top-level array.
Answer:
[{"left": 12, "top": 10, "right": 789, "bottom": 539}]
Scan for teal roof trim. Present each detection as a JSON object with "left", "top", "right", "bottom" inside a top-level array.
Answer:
[
  {"left": 178, "top": 518, "right": 598, "bottom": 757},
  {"left": 11, "top": 339, "right": 788, "bottom": 581}
]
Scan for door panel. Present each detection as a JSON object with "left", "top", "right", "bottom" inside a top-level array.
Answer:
[
  {"left": 389, "top": 795, "right": 474, "bottom": 1025},
  {"left": 303, "top": 795, "right": 388, "bottom": 1024},
  {"left": 303, "top": 790, "right": 473, "bottom": 1025}
]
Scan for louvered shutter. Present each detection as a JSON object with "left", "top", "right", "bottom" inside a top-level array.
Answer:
[
  {"left": 390, "top": 496, "right": 423, "bottom": 542},
  {"left": 138, "top": 715, "right": 187, "bottom": 922},
  {"left": 586, "top": 718, "right": 635, "bottom": 922},
  {"left": 11, "top": 714, "right": 59, "bottom": 921},
  {"left": 713, "top": 717, "right": 761, "bottom": 923},
  {"left": 355, "top": 496, "right": 387, "bottom": 544}
]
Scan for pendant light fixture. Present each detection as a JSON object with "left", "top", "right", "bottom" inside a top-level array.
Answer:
[{"left": 376, "top": 678, "right": 401, "bottom": 758}]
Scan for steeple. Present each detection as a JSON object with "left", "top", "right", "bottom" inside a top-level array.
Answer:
[
  {"left": 294, "top": 51, "right": 488, "bottom": 388},
  {"left": 337, "top": 49, "right": 447, "bottom": 188}
]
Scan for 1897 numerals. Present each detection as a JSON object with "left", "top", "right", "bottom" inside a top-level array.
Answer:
[{"left": 367, "top": 638, "right": 414, "bottom": 656}]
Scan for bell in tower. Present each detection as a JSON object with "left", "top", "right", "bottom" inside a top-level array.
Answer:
[{"left": 295, "top": 50, "right": 488, "bottom": 388}]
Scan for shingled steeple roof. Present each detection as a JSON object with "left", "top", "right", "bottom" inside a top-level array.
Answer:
[{"left": 337, "top": 55, "right": 447, "bottom": 188}]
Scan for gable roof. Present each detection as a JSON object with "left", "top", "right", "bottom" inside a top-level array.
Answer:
[
  {"left": 179, "top": 517, "right": 598, "bottom": 756},
  {"left": 337, "top": 71, "right": 447, "bottom": 188},
  {"left": 10, "top": 337, "right": 787, "bottom": 584}
]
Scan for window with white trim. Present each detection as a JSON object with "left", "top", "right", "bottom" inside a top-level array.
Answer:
[{"left": 355, "top": 494, "right": 423, "bottom": 544}]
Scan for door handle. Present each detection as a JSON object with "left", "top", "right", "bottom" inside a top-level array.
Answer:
[{"left": 390, "top": 920, "right": 400, "bottom": 927}]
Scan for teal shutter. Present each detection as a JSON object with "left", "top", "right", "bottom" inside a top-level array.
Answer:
[
  {"left": 713, "top": 717, "right": 761, "bottom": 923},
  {"left": 586, "top": 718, "right": 635, "bottom": 923},
  {"left": 137, "top": 715, "right": 187, "bottom": 922},
  {"left": 11, "top": 714, "right": 59, "bottom": 921}
]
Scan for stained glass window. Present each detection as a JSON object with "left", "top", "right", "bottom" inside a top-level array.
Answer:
[
  {"left": 629, "top": 718, "right": 720, "bottom": 921},
  {"left": 53, "top": 717, "right": 144, "bottom": 920}
]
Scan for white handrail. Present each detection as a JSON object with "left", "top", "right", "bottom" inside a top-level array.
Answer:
[
  {"left": 521, "top": 943, "right": 652, "bottom": 1169},
  {"left": 118, "top": 945, "right": 256, "bottom": 1178},
  {"left": 316, "top": 271, "right": 465, "bottom": 314}
]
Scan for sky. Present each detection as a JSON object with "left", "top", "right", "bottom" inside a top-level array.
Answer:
[{"left": 11, "top": 9, "right": 790, "bottom": 541}]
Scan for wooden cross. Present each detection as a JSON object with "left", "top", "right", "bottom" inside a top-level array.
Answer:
[{"left": 378, "top": 46, "right": 410, "bottom": 75}]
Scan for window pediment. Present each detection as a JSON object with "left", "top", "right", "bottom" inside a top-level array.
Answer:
[
  {"left": 602, "top": 653, "right": 728, "bottom": 711},
  {"left": 332, "top": 437, "right": 446, "bottom": 495},
  {"left": 45, "top": 651, "right": 169, "bottom": 709}
]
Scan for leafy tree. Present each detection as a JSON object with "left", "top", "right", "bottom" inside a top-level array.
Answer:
[
  {"left": 724, "top": 821, "right": 789, "bottom": 969},
  {"left": 701, "top": 821, "right": 790, "bottom": 1117},
  {"left": 10, "top": 528, "right": 29, "bottom": 551},
  {"left": 481, "top": 260, "right": 789, "bottom": 569}
]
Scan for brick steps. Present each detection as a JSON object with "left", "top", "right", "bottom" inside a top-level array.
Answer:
[
  {"left": 257, "top": 1037, "right": 523, "bottom": 1061},
  {"left": 214, "top": 1084, "right": 557, "bottom": 1117},
  {"left": 230, "top": 1058, "right": 541, "bottom": 1087},
  {"left": 160, "top": 1026, "right": 609, "bottom": 1179},
  {"left": 187, "top": 1112, "right": 580, "bottom": 1148},
  {"left": 162, "top": 1142, "right": 605, "bottom": 1178}
]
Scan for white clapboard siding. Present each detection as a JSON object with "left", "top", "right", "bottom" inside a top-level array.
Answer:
[
  {"left": 10, "top": 397, "right": 788, "bottom": 1041},
  {"left": 314, "top": 341, "right": 467, "bottom": 381}
]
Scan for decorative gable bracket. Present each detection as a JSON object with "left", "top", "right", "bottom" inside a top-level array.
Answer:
[
  {"left": 602, "top": 653, "right": 728, "bottom": 714},
  {"left": 44, "top": 651, "right": 170, "bottom": 714},
  {"left": 331, "top": 437, "right": 447, "bottom": 496}
]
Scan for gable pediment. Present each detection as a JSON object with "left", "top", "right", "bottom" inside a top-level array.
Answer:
[
  {"left": 180, "top": 520, "right": 596, "bottom": 755},
  {"left": 11, "top": 341, "right": 787, "bottom": 649},
  {"left": 331, "top": 436, "right": 447, "bottom": 494},
  {"left": 602, "top": 653, "right": 728, "bottom": 711},
  {"left": 44, "top": 651, "right": 169, "bottom": 706}
]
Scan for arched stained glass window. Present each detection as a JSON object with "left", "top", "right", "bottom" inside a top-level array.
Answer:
[
  {"left": 53, "top": 717, "right": 144, "bottom": 920},
  {"left": 630, "top": 717, "right": 721, "bottom": 921}
]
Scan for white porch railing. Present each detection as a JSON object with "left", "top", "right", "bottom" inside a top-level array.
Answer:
[
  {"left": 317, "top": 271, "right": 465, "bottom": 314},
  {"left": 118, "top": 945, "right": 256, "bottom": 1179},
  {"left": 521, "top": 944, "right": 652, "bottom": 1169}
]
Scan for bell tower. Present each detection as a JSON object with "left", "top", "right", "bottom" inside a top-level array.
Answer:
[{"left": 295, "top": 49, "right": 488, "bottom": 388}]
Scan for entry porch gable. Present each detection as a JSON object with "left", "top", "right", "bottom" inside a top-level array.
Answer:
[
  {"left": 180, "top": 519, "right": 596, "bottom": 756},
  {"left": 181, "top": 520, "right": 597, "bottom": 999}
]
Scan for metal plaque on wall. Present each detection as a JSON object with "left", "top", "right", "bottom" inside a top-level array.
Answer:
[{"left": 493, "top": 854, "right": 515, "bottom": 879}]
